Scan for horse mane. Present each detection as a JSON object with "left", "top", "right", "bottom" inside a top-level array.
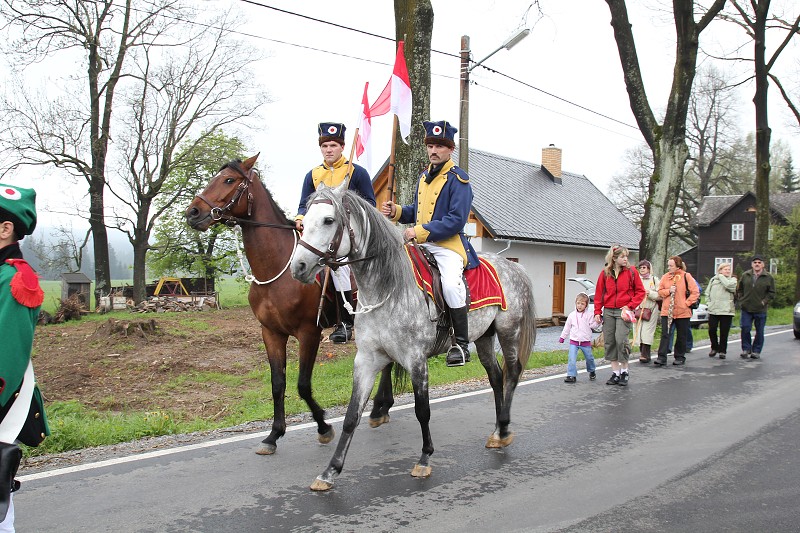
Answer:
[
  {"left": 222, "top": 159, "right": 293, "bottom": 226},
  {"left": 307, "top": 187, "right": 408, "bottom": 303}
]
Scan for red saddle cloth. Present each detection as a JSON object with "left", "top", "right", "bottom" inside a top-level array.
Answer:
[{"left": 404, "top": 246, "right": 506, "bottom": 311}]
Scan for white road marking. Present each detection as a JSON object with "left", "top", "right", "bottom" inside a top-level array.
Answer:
[{"left": 19, "top": 328, "right": 794, "bottom": 482}]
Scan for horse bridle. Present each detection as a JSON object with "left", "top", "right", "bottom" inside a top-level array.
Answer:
[
  {"left": 297, "top": 194, "right": 372, "bottom": 269},
  {"left": 194, "top": 164, "right": 294, "bottom": 230}
]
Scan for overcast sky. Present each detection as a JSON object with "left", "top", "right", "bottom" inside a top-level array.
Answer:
[{"left": 3, "top": 0, "right": 800, "bottom": 230}]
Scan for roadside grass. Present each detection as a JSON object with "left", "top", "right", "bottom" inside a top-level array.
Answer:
[{"left": 24, "top": 305, "right": 795, "bottom": 458}]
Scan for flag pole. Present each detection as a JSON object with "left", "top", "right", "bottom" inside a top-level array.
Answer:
[
  {"left": 344, "top": 127, "right": 359, "bottom": 189},
  {"left": 387, "top": 114, "right": 399, "bottom": 204}
]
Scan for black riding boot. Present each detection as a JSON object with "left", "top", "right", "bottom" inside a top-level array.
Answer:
[
  {"left": 330, "top": 290, "right": 354, "bottom": 344},
  {"left": 0, "top": 442, "right": 22, "bottom": 522},
  {"left": 446, "top": 306, "right": 470, "bottom": 367}
]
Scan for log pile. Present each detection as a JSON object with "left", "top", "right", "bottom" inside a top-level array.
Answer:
[{"left": 132, "top": 296, "right": 218, "bottom": 313}]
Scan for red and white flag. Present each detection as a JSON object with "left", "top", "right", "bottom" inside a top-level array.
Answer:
[
  {"left": 355, "top": 82, "right": 372, "bottom": 171},
  {"left": 369, "top": 41, "right": 413, "bottom": 142}
]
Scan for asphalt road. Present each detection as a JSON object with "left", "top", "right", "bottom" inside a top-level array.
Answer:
[{"left": 14, "top": 329, "right": 800, "bottom": 532}]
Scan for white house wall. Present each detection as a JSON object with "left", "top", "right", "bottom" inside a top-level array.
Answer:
[{"left": 471, "top": 237, "right": 638, "bottom": 318}]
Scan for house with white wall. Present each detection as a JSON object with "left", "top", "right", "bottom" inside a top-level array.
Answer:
[{"left": 373, "top": 145, "right": 641, "bottom": 320}]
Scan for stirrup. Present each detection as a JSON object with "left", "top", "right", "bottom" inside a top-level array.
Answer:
[{"left": 446, "top": 344, "right": 470, "bottom": 367}]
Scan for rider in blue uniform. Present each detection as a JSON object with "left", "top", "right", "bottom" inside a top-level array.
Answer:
[
  {"left": 381, "top": 120, "right": 479, "bottom": 366},
  {"left": 296, "top": 122, "right": 376, "bottom": 343}
]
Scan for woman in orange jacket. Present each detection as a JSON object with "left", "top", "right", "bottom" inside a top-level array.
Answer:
[{"left": 654, "top": 256, "right": 700, "bottom": 366}]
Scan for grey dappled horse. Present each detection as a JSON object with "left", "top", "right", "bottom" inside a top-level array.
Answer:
[{"left": 290, "top": 184, "right": 537, "bottom": 491}]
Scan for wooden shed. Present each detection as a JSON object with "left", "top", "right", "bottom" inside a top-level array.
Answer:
[{"left": 60, "top": 272, "right": 92, "bottom": 309}]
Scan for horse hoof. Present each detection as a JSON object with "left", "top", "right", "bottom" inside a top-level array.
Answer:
[
  {"left": 318, "top": 427, "right": 335, "bottom": 444},
  {"left": 310, "top": 477, "right": 334, "bottom": 491},
  {"left": 255, "top": 443, "right": 277, "bottom": 455},
  {"left": 369, "top": 415, "right": 390, "bottom": 428},
  {"left": 411, "top": 464, "right": 432, "bottom": 478},
  {"left": 486, "top": 433, "right": 514, "bottom": 449}
]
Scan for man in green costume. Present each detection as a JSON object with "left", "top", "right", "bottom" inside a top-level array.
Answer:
[{"left": 0, "top": 183, "right": 49, "bottom": 531}]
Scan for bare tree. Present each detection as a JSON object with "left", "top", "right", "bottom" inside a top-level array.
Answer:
[
  {"left": 393, "top": 0, "right": 433, "bottom": 205},
  {"left": 0, "top": 0, "right": 185, "bottom": 302},
  {"left": 107, "top": 12, "right": 267, "bottom": 302},
  {"left": 604, "top": 0, "right": 727, "bottom": 272},
  {"left": 721, "top": 1, "right": 800, "bottom": 256}
]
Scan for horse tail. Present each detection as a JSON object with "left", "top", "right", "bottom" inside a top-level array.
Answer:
[
  {"left": 392, "top": 362, "right": 409, "bottom": 391},
  {"left": 516, "top": 278, "right": 537, "bottom": 372}
]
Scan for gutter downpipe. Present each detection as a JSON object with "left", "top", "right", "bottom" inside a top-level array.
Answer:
[{"left": 497, "top": 239, "right": 512, "bottom": 255}]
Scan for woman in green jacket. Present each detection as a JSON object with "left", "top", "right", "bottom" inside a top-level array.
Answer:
[{"left": 706, "top": 263, "right": 737, "bottom": 358}]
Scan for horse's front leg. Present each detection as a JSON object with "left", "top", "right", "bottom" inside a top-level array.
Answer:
[
  {"left": 256, "top": 329, "right": 288, "bottom": 455},
  {"left": 296, "top": 326, "right": 334, "bottom": 444},
  {"left": 311, "top": 350, "right": 387, "bottom": 491},
  {"left": 369, "top": 362, "right": 394, "bottom": 428},
  {"left": 410, "top": 360, "right": 434, "bottom": 478}
]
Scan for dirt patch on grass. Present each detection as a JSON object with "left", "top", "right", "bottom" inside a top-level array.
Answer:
[{"left": 32, "top": 307, "right": 356, "bottom": 418}]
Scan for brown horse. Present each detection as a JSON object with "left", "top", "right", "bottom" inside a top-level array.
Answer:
[{"left": 184, "top": 154, "right": 342, "bottom": 455}]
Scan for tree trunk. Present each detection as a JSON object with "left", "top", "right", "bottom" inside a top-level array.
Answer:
[
  {"left": 751, "top": 0, "right": 771, "bottom": 257},
  {"left": 393, "top": 0, "right": 433, "bottom": 205},
  {"left": 132, "top": 239, "right": 149, "bottom": 304},
  {"left": 605, "top": 0, "right": 726, "bottom": 272}
]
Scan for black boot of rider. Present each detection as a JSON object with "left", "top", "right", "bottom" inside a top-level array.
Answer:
[
  {"left": 330, "top": 291, "right": 354, "bottom": 344},
  {"left": 446, "top": 305, "right": 470, "bottom": 367},
  {"left": 0, "top": 442, "right": 22, "bottom": 522}
]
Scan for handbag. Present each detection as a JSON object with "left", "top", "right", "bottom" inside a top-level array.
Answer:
[
  {"left": 685, "top": 273, "right": 700, "bottom": 310},
  {"left": 634, "top": 307, "right": 652, "bottom": 321}
]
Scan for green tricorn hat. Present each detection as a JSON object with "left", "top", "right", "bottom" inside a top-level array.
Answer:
[{"left": 0, "top": 183, "right": 37, "bottom": 238}]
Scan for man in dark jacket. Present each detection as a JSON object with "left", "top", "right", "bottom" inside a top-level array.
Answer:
[{"left": 736, "top": 254, "right": 776, "bottom": 359}]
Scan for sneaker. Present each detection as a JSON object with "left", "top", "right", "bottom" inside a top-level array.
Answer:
[
  {"left": 606, "top": 374, "right": 620, "bottom": 386},
  {"left": 719, "top": 353, "right": 727, "bottom": 359},
  {"left": 750, "top": 353, "right": 761, "bottom": 359},
  {"left": 618, "top": 372, "right": 629, "bottom": 386},
  {"left": 589, "top": 371, "right": 596, "bottom": 381},
  {"left": 708, "top": 350, "right": 717, "bottom": 358},
  {"left": 564, "top": 376, "right": 577, "bottom": 383},
  {"left": 740, "top": 351, "right": 751, "bottom": 359},
  {"left": 673, "top": 357, "right": 686, "bottom": 366}
]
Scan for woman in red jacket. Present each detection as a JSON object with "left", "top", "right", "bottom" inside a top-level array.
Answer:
[
  {"left": 594, "top": 245, "right": 646, "bottom": 386},
  {"left": 654, "top": 256, "right": 699, "bottom": 366}
]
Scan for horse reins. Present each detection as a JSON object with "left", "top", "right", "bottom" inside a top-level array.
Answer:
[
  {"left": 194, "top": 164, "right": 295, "bottom": 231},
  {"left": 297, "top": 194, "right": 373, "bottom": 269}
]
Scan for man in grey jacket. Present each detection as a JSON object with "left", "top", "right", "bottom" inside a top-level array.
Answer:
[{"left": 736, "top": 254, "right": 776, "bottom": 359}]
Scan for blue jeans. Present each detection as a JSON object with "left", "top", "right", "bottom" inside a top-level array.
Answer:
[
  {"left": 667, "top": 322, "right": 693, "bottom": 352},
  {"left": 567, "top": 344, "right": 596, "bottom": 377},
  {"left": 740, "top": 310, "right": 767, "bottom": 354}
]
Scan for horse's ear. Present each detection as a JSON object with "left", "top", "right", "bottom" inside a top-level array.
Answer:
[
  {"left": 242, "top": 153, "right": 260, "bottom": 170},
  {"left": 333, "top": 178, "right": 348, "bottom": 195}
]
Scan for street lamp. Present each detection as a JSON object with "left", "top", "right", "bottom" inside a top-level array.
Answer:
[{"left": 458, "top": 28, "right": 530, "bottom": 172}]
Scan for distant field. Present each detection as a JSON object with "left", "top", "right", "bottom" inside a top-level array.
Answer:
[{"left": 39, "top": 277, "right": 251, "bottom": 314}]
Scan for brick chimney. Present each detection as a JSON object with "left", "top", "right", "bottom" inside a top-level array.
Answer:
[{"left": 542, "top": 144, "right": 562, "bottom": 183}]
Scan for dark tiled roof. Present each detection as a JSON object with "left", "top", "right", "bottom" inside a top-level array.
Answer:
[
  {"left": 459, "top": 148, "right": 640, "bottom": 250},
  {"left": 771, "top": 191, "right": 800, "bottom": 219},
  {"left": 694, "top": 191, "right": 800, "bottom": 226},
  {"left": 61, "top": 272, "right": 92, "bottom": 283},
  {"left": 693, "top": 194, "right": 749, "bottom": 226}
]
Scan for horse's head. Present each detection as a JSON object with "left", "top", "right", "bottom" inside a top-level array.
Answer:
[
  {"left": 291, "top": 182, "right": 352, "bottom": 284},
  {"left": 185, "top": 153, "right": 260, "bottom": 231}
]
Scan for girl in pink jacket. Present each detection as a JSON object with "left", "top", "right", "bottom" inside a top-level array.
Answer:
[{"left": 559, "top": 293, "right": 597, "bottom": 383}]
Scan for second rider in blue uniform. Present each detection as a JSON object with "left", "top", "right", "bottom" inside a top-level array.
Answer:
[{"left": 381, "top": 120, "right": 479, "bottom": 366}]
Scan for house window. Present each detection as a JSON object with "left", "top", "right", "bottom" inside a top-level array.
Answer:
[
  {"left": 576, "top": 261, "right": 586, "bottom": 275},
  {"left": 715, "top": 257, "right": 733, "bottom": 273},
  {"left": 731, "top": 223, "right": 744, "bottom": 241},
  {"left": 770, "top": 259, "right": 778, "bottom": 274}
]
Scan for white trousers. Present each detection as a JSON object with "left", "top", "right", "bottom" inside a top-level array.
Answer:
[
  {"left": 0, "top": 494, "right": 14, "bottom": 533},
  {"left": 421, "top": 243, "right": 466, "bottom": 308},
  {"left": 330, "top": 264, "right": 351, "bottom": 291}
]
